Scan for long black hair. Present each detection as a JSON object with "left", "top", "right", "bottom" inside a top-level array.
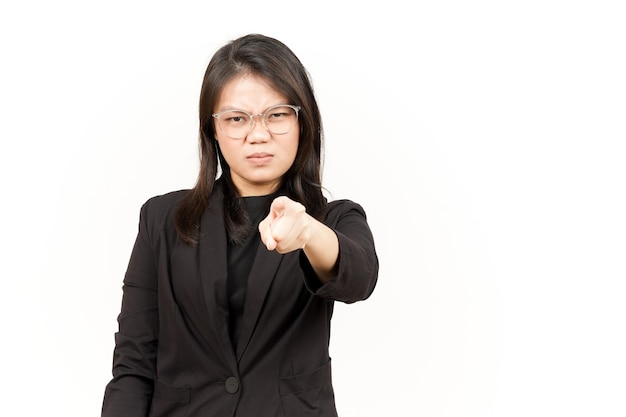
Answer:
[{"left": 175, "top": 34, "right": 326, "bottom": 245}]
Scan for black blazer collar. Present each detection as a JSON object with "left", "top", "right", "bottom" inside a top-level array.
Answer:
[{"left": 198, "top": 182, "right": 284, "bottom": 363}]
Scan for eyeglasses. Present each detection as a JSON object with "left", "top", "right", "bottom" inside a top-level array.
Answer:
[{"left": 212, "top": 104, "right": 301, "bottom": 139}]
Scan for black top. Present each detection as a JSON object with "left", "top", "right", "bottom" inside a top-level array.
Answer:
[
  {"left": 227, "top": 195, "right": 272, "bottom": 350},
  {"left": 101, "top": 183, "right": 379, "bottom": 417}
]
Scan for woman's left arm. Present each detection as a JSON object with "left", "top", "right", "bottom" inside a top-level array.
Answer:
[{"left": 259, "top": 196, "right": 378, "bottom": 300}]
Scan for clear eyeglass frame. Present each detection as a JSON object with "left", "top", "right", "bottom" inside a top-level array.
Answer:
[{"left": 212, "top": 104, "right": 301, "bottom": 139}]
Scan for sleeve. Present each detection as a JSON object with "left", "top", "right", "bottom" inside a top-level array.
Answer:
[
  {"left": 102, "top": 200, "right": 160, "bottom": 417},
  {"left": 301, "top": 200, "right": 379, "bottom": 303}
]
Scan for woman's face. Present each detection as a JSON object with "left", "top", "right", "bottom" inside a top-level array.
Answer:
[{"left": 213, "top": 73, "right": 299, "bottom": 197}]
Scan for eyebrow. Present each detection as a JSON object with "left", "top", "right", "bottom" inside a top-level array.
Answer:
[{"left": 215, "top": 103, "right": 290, "bottom": 114}]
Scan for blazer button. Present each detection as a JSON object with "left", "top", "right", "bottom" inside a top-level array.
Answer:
[{"left": 225, "top": 376, "right": 239, "bottom": 394}]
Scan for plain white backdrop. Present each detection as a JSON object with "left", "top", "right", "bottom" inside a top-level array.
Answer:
[{"left": 1, "top": 1, "right": 625, "bottom": 416}]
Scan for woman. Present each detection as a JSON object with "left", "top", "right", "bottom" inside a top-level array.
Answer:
[{"left": 102, "top": 33, "right": 378, "bottom": 417}]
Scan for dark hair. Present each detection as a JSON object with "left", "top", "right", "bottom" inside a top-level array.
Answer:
[{"left": 175, "top": 34, "right": 326, "bottom": 245}]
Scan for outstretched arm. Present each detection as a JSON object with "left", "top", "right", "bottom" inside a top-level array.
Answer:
[{"left": 258, "top": 196, "right": 339, "bottom": 283}]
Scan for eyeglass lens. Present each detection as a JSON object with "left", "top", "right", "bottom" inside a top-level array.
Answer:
[{"left": 217, "top": 106, "right": 298, "bottom": 139}]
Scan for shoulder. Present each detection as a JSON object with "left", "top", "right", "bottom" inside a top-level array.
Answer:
[
  {"left": 139, "top": 189, "right": 191, "bottom": 229},
  {"left": 324, "top": 199, "right": 369, "bottom": 226},
  {"left": 326, "top": 199, "right": 368, "bottom": 216},
  {"left": 143, "top": 189, "right": 190, "bottom": 211}
]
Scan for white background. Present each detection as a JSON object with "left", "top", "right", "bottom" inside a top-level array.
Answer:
[{"left": 1, "top": 1, "right": 625, "bottom": 416}]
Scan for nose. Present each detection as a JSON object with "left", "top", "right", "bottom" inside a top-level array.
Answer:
[{"left": 246, "top": 114, "right": 270, "bottom": 142}]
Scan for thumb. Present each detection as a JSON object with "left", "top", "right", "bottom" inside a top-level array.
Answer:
[
  {"left": 258, "top": 215, "right": 278, "bottom": 251},
  {"left": 261, "top": 196, "right": 290, "bottom": 251}
]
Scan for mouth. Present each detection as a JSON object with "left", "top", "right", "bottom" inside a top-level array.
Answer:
[{"left": 247, "top": 152, "right": 273, "bottom": 164}]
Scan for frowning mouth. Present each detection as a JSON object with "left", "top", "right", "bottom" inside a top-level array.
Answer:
[{"left": 247, "top": 153, "right": 273, "bottom": 164}]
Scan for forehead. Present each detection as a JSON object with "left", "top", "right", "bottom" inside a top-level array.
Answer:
[{"left": 215, "top": 73, "right": 287, "bottom": 112}]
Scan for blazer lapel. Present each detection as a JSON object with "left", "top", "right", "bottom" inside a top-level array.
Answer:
[
  {"left": 235, "top": 243, "right": 284, "bottom": 361},
  {"left": 198, "top": 188, "right": 238, "bottom": 368}
]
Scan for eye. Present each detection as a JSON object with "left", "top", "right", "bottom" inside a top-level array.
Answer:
[
  {"left": 222, "top": 111, "right": 250, "bottom": 125},
  {"left": 270, "top": 111, "right": 286, "bottom": 118},
  {"left": 266, "top": 106, "right": 295, "bottom": 122}
]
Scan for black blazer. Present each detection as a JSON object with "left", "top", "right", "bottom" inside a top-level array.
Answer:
[{"left": 102, "top": 185, "right": 378, "bottom": 417}]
